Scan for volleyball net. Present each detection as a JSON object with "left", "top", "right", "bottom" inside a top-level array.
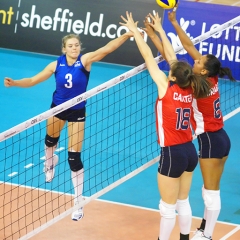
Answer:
[{"left": 1, "top": 15, "right": 240, "bottom": 240}]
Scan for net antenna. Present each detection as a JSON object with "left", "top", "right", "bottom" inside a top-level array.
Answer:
[{"left": 0, "top": 15, "right": 240, "bottom": 240}]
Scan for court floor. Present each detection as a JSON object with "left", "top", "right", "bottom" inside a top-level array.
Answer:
[
  {"left": 27, "top": 201, "right": 240, "bottom": 240},
  {"left": 1, "top": 1, "right": 240, "bottom": 238},
  {"left": 1, "top": 182, "right": 240, "bottom": 240}
]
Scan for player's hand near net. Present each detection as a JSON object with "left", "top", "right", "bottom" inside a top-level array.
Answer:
[
  {"left": 120, "top": 11, "right": 139, "bottom": 34},
  {"left": 168, "top": 3, "right": 178, "bottom": 24}
]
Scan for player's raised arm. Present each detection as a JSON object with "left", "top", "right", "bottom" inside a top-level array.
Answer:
[
  {"left": 120, "top": 11, "right": 168, "bottom": 98},
  {"left": 142, "top": 15, "right": 166, "bottom": 60},
  {"left": 168, "top": 5, "right": 201, "bottom": 60},
  {"left": 81, "top": 31, "right": 133, "bottom": 71},
  {"left": 148, "top": 12, "right": 177, "bottom": 64}
]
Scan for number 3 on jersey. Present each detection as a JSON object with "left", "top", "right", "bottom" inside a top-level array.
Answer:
[
  {"left": 64, "top": 73, "right": 73, "bottom": 88},
  {"left": 176, "top": 108, "right": 191, "bottom": 130}
]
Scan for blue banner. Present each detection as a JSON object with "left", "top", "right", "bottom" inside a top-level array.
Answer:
[{"left": 161, "top": 1, "right": 240, "bottom": 80}]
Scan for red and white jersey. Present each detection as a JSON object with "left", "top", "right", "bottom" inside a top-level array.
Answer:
[
  {"left": 191, "top": 76, "right": 224, "bottom": 135},
  {"left": 155, "top": 81, "right": 193, "bottom": 147}
]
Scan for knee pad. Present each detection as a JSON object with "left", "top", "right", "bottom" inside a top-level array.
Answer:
[
  {"left": 45, "top": 134, "right": 59, "bottom": 147},
  {"left": 68, "top": 151, "right": 83, "bottom": 172},
  {"left": 202, "top": 188, "right": 221, "bottom": 211},
  {"left": 159, "top": 199, "right": 176, "bottom": 219},
  {"left": 176, "top": 197, "right": 192, "bottom": 216}
]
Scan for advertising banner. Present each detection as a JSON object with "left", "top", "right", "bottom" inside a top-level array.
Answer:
[
  {"left": 161, "top": 1, "right": 240, "bottom": 80},
  {"left": 0, "top": 0, "right": 163, "bottom": 66}
]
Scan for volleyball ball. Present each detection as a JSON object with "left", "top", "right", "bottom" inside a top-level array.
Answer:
[{"left": 156, "top": 0, "right": 178, "bottom": 9}]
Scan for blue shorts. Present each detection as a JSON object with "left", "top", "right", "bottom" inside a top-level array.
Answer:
[
  {"left": 51, "top": 102, "right": 86, "bottom": 122},
  {"left": 197, "top": 128, "right": 231, "bottom": 159},
  {"left": 158, "top": 141, "right": 198, "bottom": 178}
]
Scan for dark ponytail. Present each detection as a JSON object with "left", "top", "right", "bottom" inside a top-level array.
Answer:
[
  {"left": 171, "top": 61, "right": 212, "bottom": 98},
  {"left": 189, "top": 74, "right": 212, "bottom": 99},
  {"left": 205, "top": 54, "right": 235, "bottom": 81},
  {"left": 219, "top": 67, "right": 235, "bottom": 81}
]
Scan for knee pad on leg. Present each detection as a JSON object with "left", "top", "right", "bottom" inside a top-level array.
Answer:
[
  {"left": 176, "top": 197, "right": 192, "bottom": 216},
  {"left": 202, "top": 188, "right": 221, "bottom": 211},
  {"left": 68, "top": 151, "right": 83, "bottom": 172},
  {"left": 45, "top": 134, "right": 59, "bottom": 147},
  {"left": 159, "top": 199, "right": 176, "bottom": 219}
]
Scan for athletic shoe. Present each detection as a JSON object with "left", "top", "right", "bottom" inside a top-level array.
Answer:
[
  {"left": 71, "top": 201, "right": 84, "bottom": 221},
  {"left": 43, "top": 154, "right": 59, "bottom": 183},
  {"left": 191, "top": 231, "right": 212, "bottom": 240}
]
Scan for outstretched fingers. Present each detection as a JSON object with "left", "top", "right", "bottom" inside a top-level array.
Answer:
[
  {"left": 120, "top": 14, "right": 127, "bottom": 24},
  {"left": 120, "top": 11, "right": 132, "bottom": 23},
  {"left": 168, "top": 3, "right": 178, "bottom": 21},
  {"left": 146, "top": 12, "right": 162, "bottom": 32},
  {"left": 148, "top": 12, "right": 161, "bottom": 25},
  {"left": 173, "top": 2, "right": 179, "bottom": 12},
  {"left": 119, "top": 11, "right": 138, "bottom": 32}
]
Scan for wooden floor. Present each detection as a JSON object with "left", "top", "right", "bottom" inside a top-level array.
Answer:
[
  {"left": 1, "top": 184, "right": 240, "bottom": 240},
  {"left": 31, "top": 200, "right": 240, "bottom": 240}
]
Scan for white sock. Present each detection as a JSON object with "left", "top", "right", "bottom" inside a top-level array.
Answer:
[
  {"left": 204, "top": 208, "right": 220, "bottom": 238},
  {"left": 45, "top": 144, "right": 57, "bottom": 167},
  {"left": 202, "top": 186, "right": 207, "bottom": 221},
  {"left": 71, "top": 168, "right": 84, "bottom": 204},
  {"left": 204, "top": 207, "right": 207, "bottom": 220},
  {"left": 203, "top": 189, "right": 221, "bottom": 238},
  {"left": 160, "top": 217, "right": 176, "bottom": 240},
  {"left": 159, "top": 200, "right": 176, "bottom": 240},
  {"left": 176, "top": 198, "right": 192, "bottom": 234}
]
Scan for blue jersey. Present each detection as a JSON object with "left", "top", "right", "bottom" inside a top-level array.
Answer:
[{"left": 53, "top": 54, "right": 90, "bottom": 110}]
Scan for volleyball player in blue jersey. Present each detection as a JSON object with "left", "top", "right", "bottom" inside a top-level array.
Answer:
[{"left": 4, "top": 31, "right": 133, "bottom": 221}]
